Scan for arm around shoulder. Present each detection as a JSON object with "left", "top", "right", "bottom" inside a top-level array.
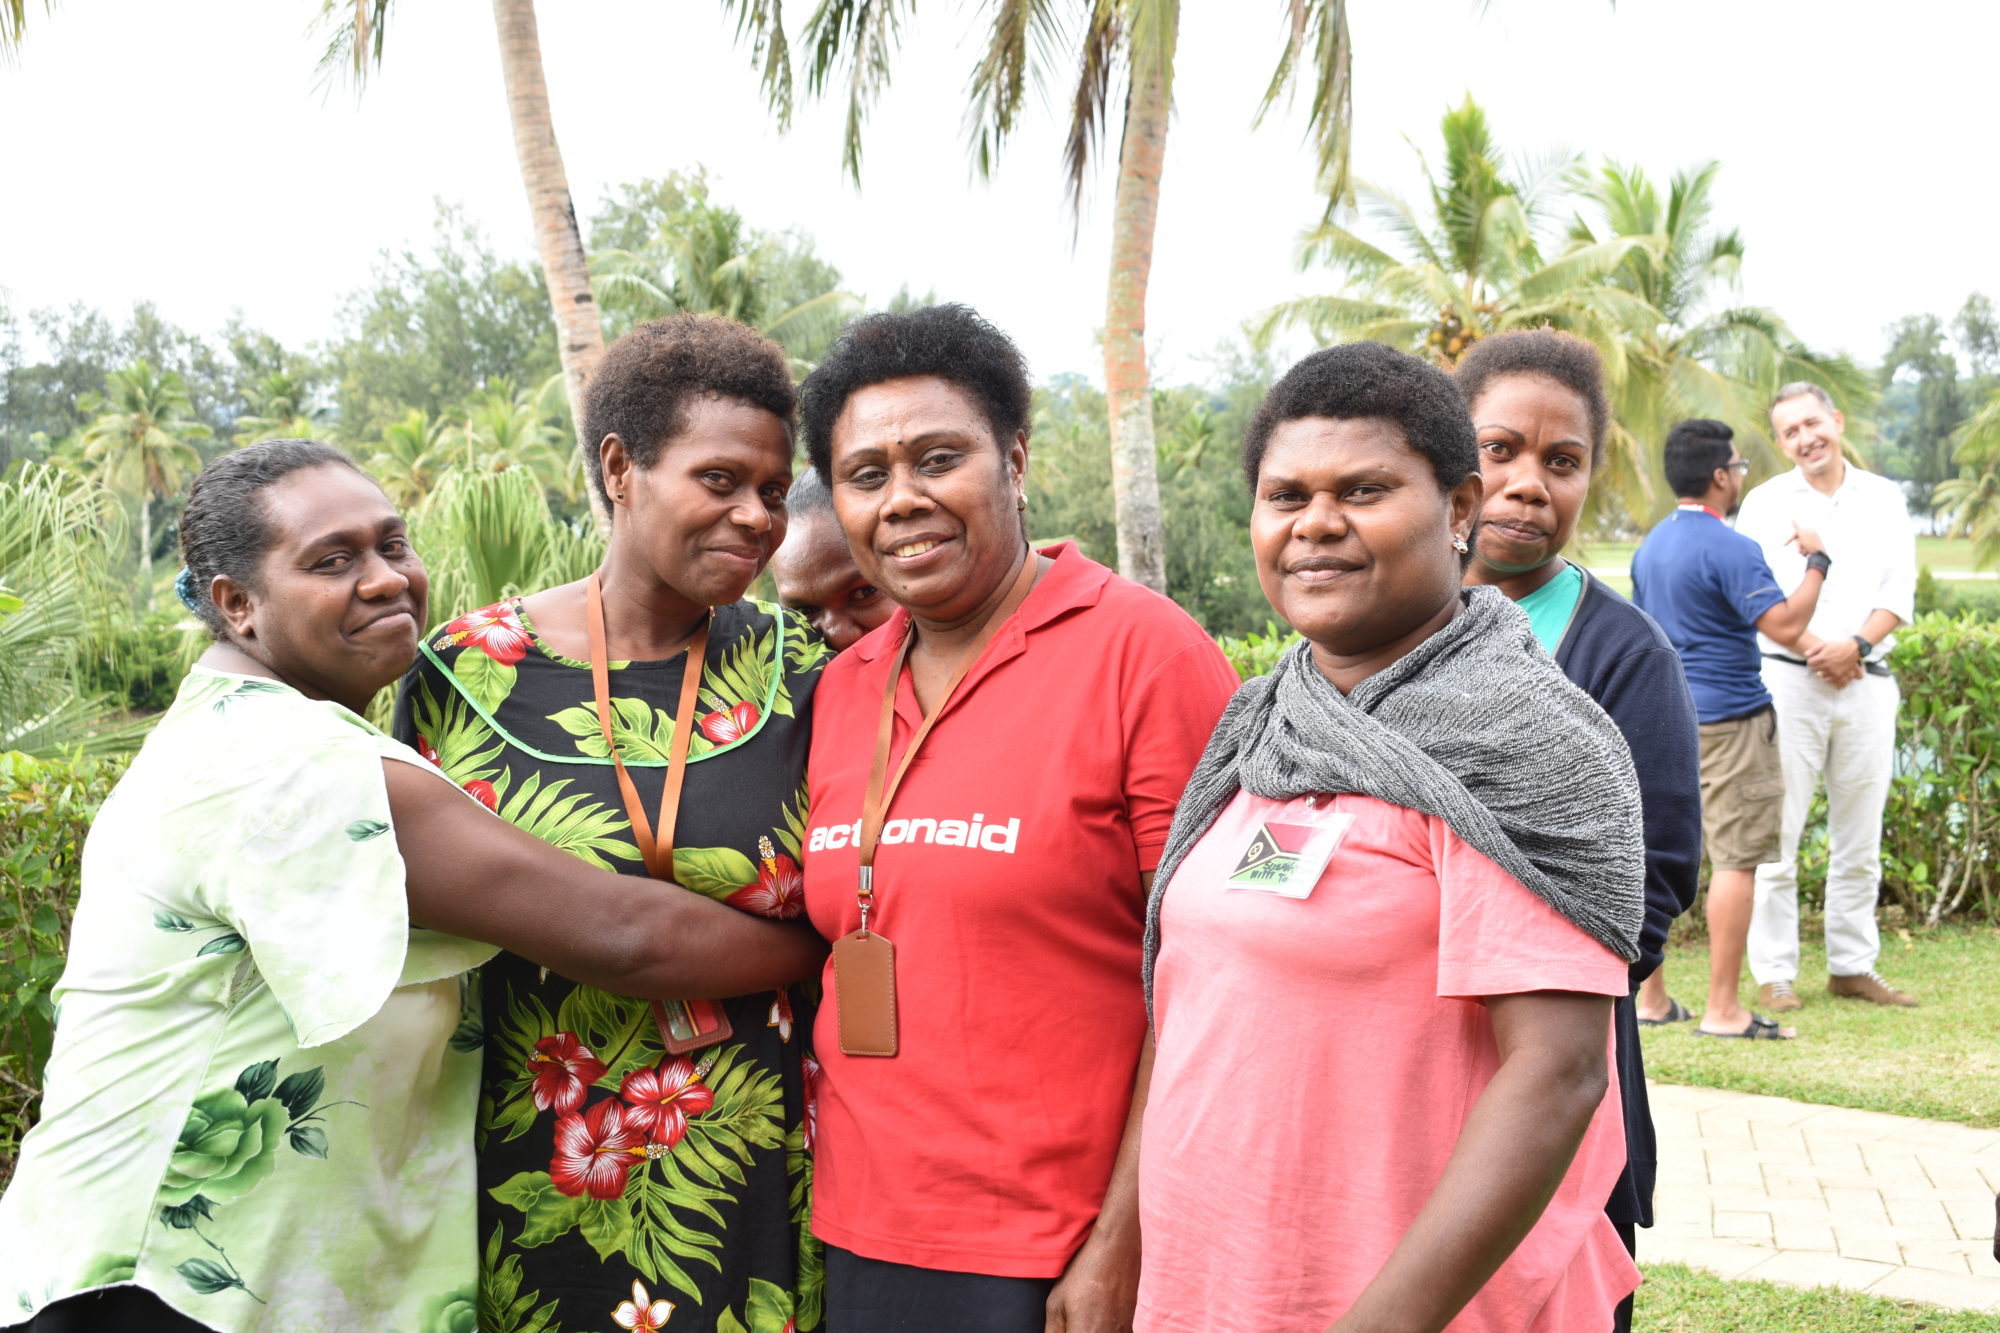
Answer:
[{"left": 384, "top": 758, "right": 825, "bottom": 997}]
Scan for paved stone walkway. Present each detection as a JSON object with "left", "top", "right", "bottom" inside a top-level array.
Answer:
[{"left": 1646, "top": 1082, "right": 2000, "bottom": 1312}]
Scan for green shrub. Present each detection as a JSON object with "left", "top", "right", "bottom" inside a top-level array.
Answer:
[
  {"left": 1880, "top": 612, "right": 2000, "bottom": 923},
  {"left": 1213, "top": 622, "right": 1298, "bottom": 680},
  {"left": 0, "top": 750, "right": 124, "bottom": 1182}
]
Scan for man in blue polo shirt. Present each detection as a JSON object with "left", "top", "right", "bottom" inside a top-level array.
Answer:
[{"left": 1632, "top": 419, "right": 1828, "bottom": 1039}]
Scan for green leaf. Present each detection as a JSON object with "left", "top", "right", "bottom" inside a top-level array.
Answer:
[
  {"left": 746, "top": 1277, "right": 796, "bottom": 1333},
  {"left": 448, "top": 1017, "right": 485, "bottom": 1053},
  {"left": 197, "top": 932, "right": 247, "bottom": 957},
  {"left": 579, "top": 1197, "right": 636, "bottom": 1263},
  {"left": 158, "top": 1195, "right": 214, "bottom": 1229},
  {"left": 489, "top": 1170, "right": 589, "bottom": 1249},
  {"left": 235, "top": 1059, "right": 279, "bottom": 1102},
  {"left": 29, "top": 903, "right": 60, "bottom": 937},
  {"left": 274, "top": 1067, "right": 324, "bottom": 1119},
  {"left": 672, "top": 846, "right": 758, "bottom": 901},
  {"left": 452, "top": 649, "right": 518, "bottom": 714},
  {"left": 175, "top": 1257, "right": 241, "bottom": 1295},
  {"left": 288, "top": 1124, "right": 328, "bottom": 1158},
  {"left": 345, "top": 818, "right": 391, "bottom": 842},
  {"left": 153, "top": 910, "right": 195, "bottom": 932}
]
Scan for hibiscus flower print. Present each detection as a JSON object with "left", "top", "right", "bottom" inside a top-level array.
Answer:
[
  {"left": 802, "top": 1052, "right": 821, "bottom": 1154},
  {"left": 767, "top": 990, "right": 793, "bottom": 1042},
  {"left": 697, "top": 701, "right": 760, "bottom": 745},
  {"left": 619, "top": 1056, "right": 715, "bottom": 1147},
  {"left": 527, "top": 1033, "right": 606, "bottom": 1113},
  {"left": 728, "top": 837, "right": 804, "bottom": 919},
  {"left": 414, "top": 733, "right": 441, "bottom": 767},
  {"left": 437, "top": 600, "right": 532, "bottom": 665},
  {"left": 462, "top": 778, "right": 499, "bottom": 811},
  {"left": 549, "top": 1099, "right": 645, "bottom": 1199},
  {"left": 612, "top": 1278, "right": 675, "bottom": 1330}
]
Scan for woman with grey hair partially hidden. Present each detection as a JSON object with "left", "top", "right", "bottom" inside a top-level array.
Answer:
[{"left": 1134, "top": 342, "right": 1646, "bottom": 1332}]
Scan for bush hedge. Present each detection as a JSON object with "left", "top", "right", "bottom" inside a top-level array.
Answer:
[{"left": 0, "top": 750, "right": 123, "bottom": 1183}]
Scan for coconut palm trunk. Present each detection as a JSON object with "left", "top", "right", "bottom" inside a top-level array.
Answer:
[
  {"left": 1102, "top": 61, "right": 1171, "bottom": 594},
  {"left": 489, "top": 0, "right": 606, "bottom": 522},
  {"left": 135, "top": 494, "right": 153, "bottom": 612}
]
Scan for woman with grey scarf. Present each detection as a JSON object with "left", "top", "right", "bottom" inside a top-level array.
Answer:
[{"left": 1130, "top": 343, "right": 1647, "bottom": 1333}]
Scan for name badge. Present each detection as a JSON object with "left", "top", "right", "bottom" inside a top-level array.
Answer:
[{"left": 1223, "top": 806, "right": 1353, "bottom": 899}]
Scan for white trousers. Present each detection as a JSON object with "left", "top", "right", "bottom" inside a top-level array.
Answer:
[{"left": 1749, "top": 661, "right": 1900, "bottom": 982}]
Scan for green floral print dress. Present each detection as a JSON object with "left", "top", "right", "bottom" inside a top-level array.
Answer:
[
  {"left": 0, "top": 667, "right": 496, "bottom": 1332},
  {"left": 394, "top": 595, "right": 829, "bottom": 1333}
]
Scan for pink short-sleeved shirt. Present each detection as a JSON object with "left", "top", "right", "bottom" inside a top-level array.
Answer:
[{"left": 1137, "top": 791, "right": 1638, "bottom": 1333}]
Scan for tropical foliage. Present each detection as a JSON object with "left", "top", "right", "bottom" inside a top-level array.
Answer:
[
  {"left": 78, "top": 361, "right": 211, "bottom": 608},
  {"left": 1261, "top": 97, "right": 1872, "bottom": 530}
]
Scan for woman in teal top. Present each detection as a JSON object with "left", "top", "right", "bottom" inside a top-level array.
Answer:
[
  {"left": 0, "top": 440, "right": 821, "bottom": 1333},
  {"left": 1455, "top": 331, "right": 1703, "bottom": 1333}
]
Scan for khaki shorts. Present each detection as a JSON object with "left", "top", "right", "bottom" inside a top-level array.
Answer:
[{"left": 1698, "top": 705, "right": 1784, "bottom": 870}]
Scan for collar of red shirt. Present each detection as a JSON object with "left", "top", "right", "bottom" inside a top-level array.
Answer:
[
  {"left": 852, "top": 540, "right": 1107, "bottom": 664},
  {"left": 1677, "top": 502, "right": 1725, "bottom": 521}
]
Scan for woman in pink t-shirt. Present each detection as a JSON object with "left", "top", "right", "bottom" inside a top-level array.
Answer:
[{"left": 1135, "top": 342, "right": 1648, "bottom": 1332}]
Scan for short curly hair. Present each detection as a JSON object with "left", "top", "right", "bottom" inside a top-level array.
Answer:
[
  {"left": 800, "top": 304, "right": 1032, "bottom": 481},
  {"left": 580, "top": 314, "right": 796, "bottom": 509},
  {"left": 1452, "top": 329, "right": 1611, "bottom": 463},
  {"left": 1242, "top": 342, "right": 1478, "bottom": 493}
]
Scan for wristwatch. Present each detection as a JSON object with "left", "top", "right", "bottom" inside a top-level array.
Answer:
[
  {"left": 1852, "top": 633, "right": 1874, "bottom": 660},
  {"left": 1805, "top": 551, "right": 1833, "bottom": 574}
]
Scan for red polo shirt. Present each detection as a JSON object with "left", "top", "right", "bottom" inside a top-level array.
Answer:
[{"left": 803, "top": 543, "right": 1239, "bottom": 1277}]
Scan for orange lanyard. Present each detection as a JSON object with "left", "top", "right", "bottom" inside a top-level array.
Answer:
[
  {"left": 855, "top": 550, "right": 1039, "bottom": 933},
  {"left": 584, "top": 571, "right": 709, "bottom": 878}
]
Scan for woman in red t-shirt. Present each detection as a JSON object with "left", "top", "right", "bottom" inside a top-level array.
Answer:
[
  {"left": 1136, "top": 341, "right": 1647, "bottom": 1332},
  {"left": 795, "top": 304, "right": 1238, "bottom": 1332}
]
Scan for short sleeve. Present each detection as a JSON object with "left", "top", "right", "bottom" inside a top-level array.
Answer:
[
  {"left": 1121, "top": 639, "right": 1240, "bottom": 871},
  {"left": 1432, "top": 820, "right": 1628, "bottom": 1000},
  {"left": 1873, "top": 486, "right": 1918, "bottom": 624},
  {"left": 184, "top": 700, "right": 488, "bottom": 1047},
  {"left": 1717, "top": 542, "right": 1787, "bottom": 628}
]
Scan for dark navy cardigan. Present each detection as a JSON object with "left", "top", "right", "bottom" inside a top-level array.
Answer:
[{"left": 1552, "top": 569, "right": 1703, "bottom": 1229}]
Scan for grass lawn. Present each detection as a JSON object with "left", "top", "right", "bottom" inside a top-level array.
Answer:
[
  {"left": 1635, "top": 1263, "right": 2000, "bottom": 1331},
  {"left": 1640, "top": 921, "right": 2000, "bottom": 1127}
]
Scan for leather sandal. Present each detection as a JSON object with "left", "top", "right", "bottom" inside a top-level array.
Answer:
[
  {"left": 1637, "top": 998, "right": 1692, "bottom": 1027},
  {"left": 1693, "top": 1012, "right": 1794, "bottom": 1040}
]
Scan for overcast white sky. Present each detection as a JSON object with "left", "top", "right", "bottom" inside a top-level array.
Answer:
[{"left": 2, "top": 0, "right": 1993, "bottom": 388}]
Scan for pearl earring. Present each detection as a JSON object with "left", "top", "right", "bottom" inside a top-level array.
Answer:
[
  {"left": 1451, "top": 533, "right": 1469, "bottom": 554},
  {"left": 1016, "top": 493, "right": 1028, "bottom": 512}
]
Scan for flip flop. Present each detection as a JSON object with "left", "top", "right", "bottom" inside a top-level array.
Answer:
[
  {"left": 1637, "top": 998, "right": 1692, "bottom": 1027},
  {"left": 1693, "top": 1012, "right": 1793, "bottom": 1040}
]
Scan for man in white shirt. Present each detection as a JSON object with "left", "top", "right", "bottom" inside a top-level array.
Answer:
[{"left": 1734, "top": 382, "right": 1918, "bottom": 1010}]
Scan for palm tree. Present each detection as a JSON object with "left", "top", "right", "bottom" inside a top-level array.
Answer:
[
  {"left": 1569, "top": 159, "right": 1874, "bottom": 522},
  {"left": 728, "top": 0, "right": 1356, "bottom": 594},
  {"left": 317, "top": 0, "right": 606, "bottom": 521},
  {"left": 0, "top": 463, "right": 151, "bottom": 756},
  {"left": 440, "top": 376, "right": 583, "bottom": 506},
  {"left": 1936, "top": 390, "right": 2000, "bottom": 568},
  {"left": 1256, "top": 98, "right": 1657, "bottom": 365},
  {"left": 232, "top": 369, "right": 331, "bottom": 447},
  {"left": 365, "top": 409, "right": 449, "bottom": 510},
  {"left": 78, "top": 362, "right": 212, "bottom": 611},
  {"left": 591, "top": 183, "right": 862, "bottom": 374}
]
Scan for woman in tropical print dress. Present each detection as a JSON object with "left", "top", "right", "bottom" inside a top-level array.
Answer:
[{"left": 396, "top": 316, "right": 828, "bottom": 1333}]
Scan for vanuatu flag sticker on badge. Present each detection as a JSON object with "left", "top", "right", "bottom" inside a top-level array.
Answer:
[{"left": 1225, "top": 808, "right": 1353, "bottom": 899}]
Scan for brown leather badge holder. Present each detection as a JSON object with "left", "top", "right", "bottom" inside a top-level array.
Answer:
[{"left": 833, "top": 930, "right": 898, "bottom": 1057}]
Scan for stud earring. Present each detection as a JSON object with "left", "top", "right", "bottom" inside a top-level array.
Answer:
[
  {"left": 1451, "top": 533, "right": 1469, "bottom": 554},
  {"left": 1016, "top": 493, "right": 1028, "bottom": 511}
]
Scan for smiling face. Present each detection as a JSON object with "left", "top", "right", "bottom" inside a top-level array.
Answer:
[
  {"left": 210, "top": 464, "right": 427, "bottom": 713},
  {"left": 603, "top": 395, "right": 794, "bottom": 608},
  {"left": 826, "top": 375, "right": 1027, "bottom": 629},
  {"left": 770, "top": 506, "right": 891, "bottom": 651},
  {"left": 1251, "top": 417, "right": 1482, "bottom": 688},
  {"left": 1770, "top": 392, "right": 1846, "bottom": 482},
  {"left": 1467, "top": 372, "right": 1594, "bottom": 584}
]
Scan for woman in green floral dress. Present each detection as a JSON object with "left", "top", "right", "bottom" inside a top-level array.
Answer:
[
  {"left": 395, "top": 316, "right": 829, "bottom": 1333},
  {"left": 0, "top": 439, "right": 821, "bottom": 1333}
]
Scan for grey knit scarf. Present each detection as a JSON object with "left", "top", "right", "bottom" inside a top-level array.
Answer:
[{"left": 1143, "top": 585, "right": 1644, "bottom": 1021}]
